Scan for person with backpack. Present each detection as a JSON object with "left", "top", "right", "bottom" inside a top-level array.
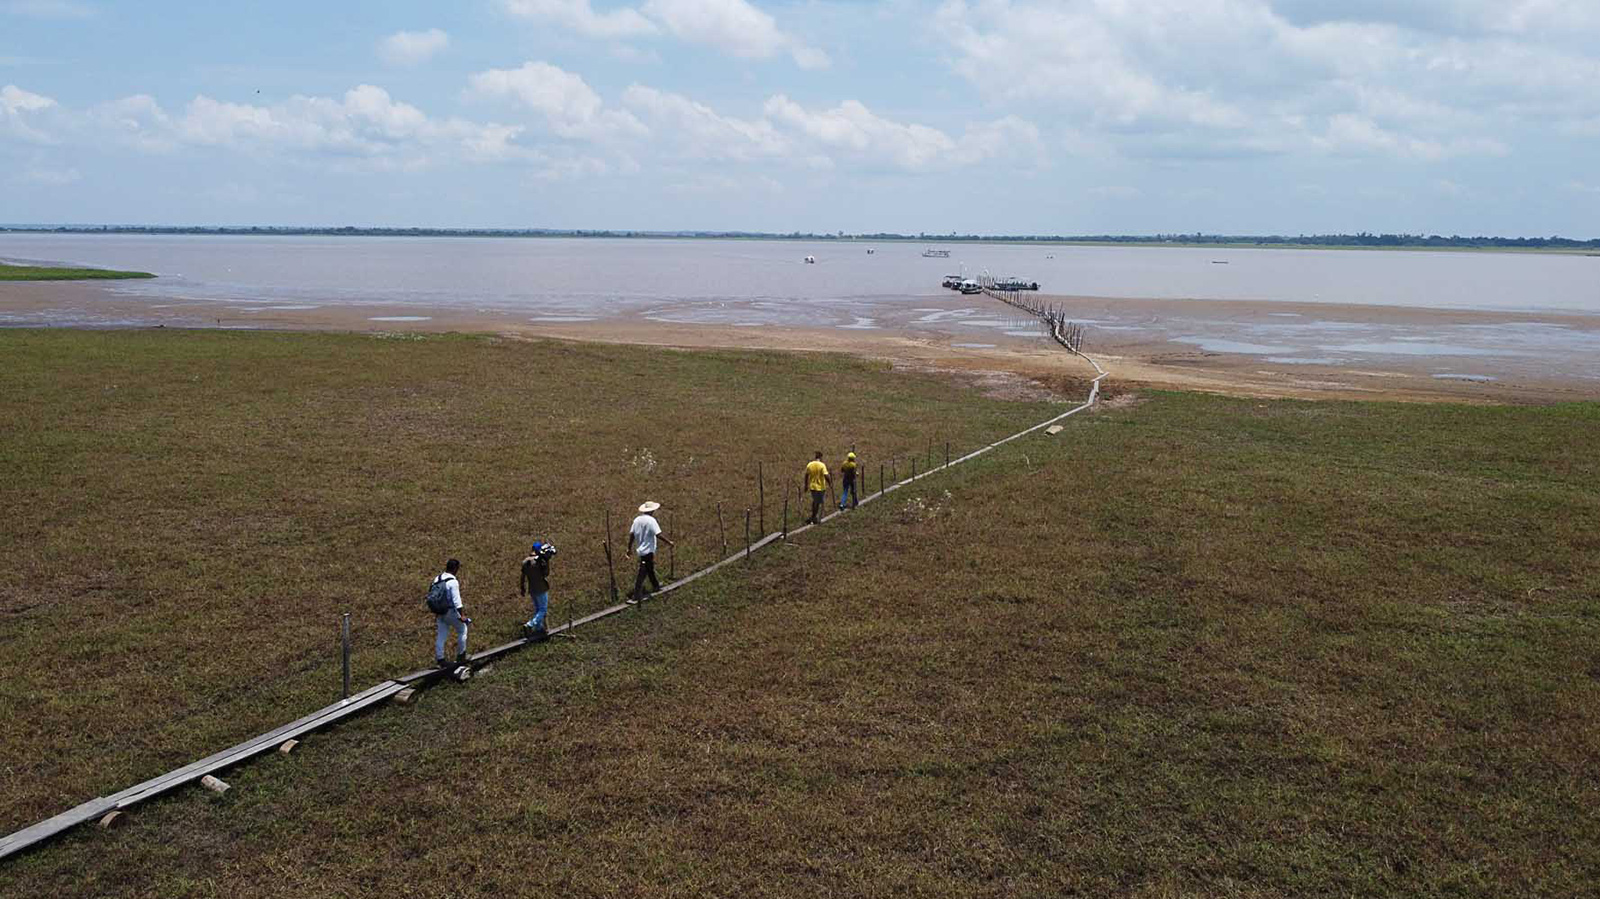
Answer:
[
  {"left": 626, "top": 501, "right": 674, "bottom": 603},
  {"left": 520, "top": 540, "right": 556, "bottom": 641},
  {"left": 426, "top": 558, "right": 471, "bottom": 669},
  {"left": 838, "top": 451, "right": 860, "bottom": 511}
]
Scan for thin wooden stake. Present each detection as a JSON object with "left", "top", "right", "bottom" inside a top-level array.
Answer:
[
  {"left": 340, "top": 613, "right": 351, "bottom": 700},
  {"left": 758, "top": 461, "right": 766, "bottom": 536},
  {"left": 604, "top": 509, "right": 618, "bottom": 604},
  {"left": 717, "top": 502, "right": 727, "bottom": 557},
  {"left": 744, "top": 509, "right": 752, "bottom": 561},
  {"left": 782, "top": 491, "right": 789, "bottom": 538}
]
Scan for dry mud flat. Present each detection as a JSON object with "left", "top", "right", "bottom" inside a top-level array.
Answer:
[{"left": 3, "top": 281, "right": 1597, "bottom": 403}]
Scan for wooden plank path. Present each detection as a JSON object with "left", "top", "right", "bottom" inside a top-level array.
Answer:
[{"left": 1, "top": 345, "right": 1106, "bottom": 863}]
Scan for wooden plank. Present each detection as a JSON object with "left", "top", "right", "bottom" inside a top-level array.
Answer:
[{"left": 0, "top": 798, "right": 116, "bottom": 860}]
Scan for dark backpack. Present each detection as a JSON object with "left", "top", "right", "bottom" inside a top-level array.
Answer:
[{"left": 425, "top": 574, "right": 455, "bottom": 615}]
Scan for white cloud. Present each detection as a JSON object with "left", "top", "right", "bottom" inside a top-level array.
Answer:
[
  {"left": 469, "top": 61, "right": 647, "bottom": 141},
  {"left": 1, "top": 83, "right": 57, "bottom": 141},
  {"left": 2, "top": 0, "right": 93, "bottom": 19},
  {"left": 763, "top": 94, "right": 1037, "bottom": 172},
  {"left": 1, "top": 83, "right": 54, "bottom": 113},
  {"left": 84, "top": 85, "right": 526, "bottom": 169},
  {"left": 378, "top": 29, "right": 450, "bottom": 67},
  {"left": 621, "top": 85, "right": 787, "bottom": 160},
  {"left": 500, "top": 0, "right": 656, "bottom": 38},
  {"left": 502, "top": 0, "right": 826, "bottom": 68},
  {"left": 933, "top": 0, "right": 1587, "bottom": 162},
  {"left": 621, "top": 83, "right": 1038, "bottom": 172}
]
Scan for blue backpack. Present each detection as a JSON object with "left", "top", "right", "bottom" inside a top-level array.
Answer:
[{"left": 425, "top": 574, "right": 455, "bottom": 615}]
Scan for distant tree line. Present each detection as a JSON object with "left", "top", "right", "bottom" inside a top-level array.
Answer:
[{"left": 2, "top": 225, "right": 1596, "bottom": 249}]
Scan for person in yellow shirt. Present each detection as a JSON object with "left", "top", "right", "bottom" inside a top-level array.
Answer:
[
  {"left": 838, "top": 451, "right": 859, "bottom": 511},
  {"left": 804, "top": 450, "right": 830, "bottom": 525}
]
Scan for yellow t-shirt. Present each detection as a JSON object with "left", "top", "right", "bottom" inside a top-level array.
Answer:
[{"left": 806, "top": 460, "right": 829, "bottom": 492}]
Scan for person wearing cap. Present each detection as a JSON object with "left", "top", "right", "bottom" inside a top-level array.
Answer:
[
  {"left": 432, "top": 558, "right": 471, "bottom": 669},
  {"left": 838, "top": 451, "right": 860, "bottom": 511},
  {"left": 804, "top": 451, "right": 830, "bottom": 525},
  {"left": 520, "top": 540, "right": 557, "bottom": 641},
  {"left": 626, "top": 501, "right": 674, "bottom": 603}
]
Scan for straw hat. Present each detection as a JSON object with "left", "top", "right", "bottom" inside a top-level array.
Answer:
[{"left": 638, "top": 501, "right": 661, "bottom": 513}]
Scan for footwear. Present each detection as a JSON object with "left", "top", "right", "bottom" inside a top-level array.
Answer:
[
  {"left": 436, "top": 658, "right": 449, "bottom": 670},
  {"left": 532, "top": 626, "right": 549, "bottom": 643},
  {"left": 455, "top": 652, "right": 470, "bottom": 666}
]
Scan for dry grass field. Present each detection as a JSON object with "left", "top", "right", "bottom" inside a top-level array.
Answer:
[
  {"left": 2, "top": 328, "right": 1597, "bottom": 896},
  {"left": 0, "top": 328, "right": 1068, "bottom": 837}
]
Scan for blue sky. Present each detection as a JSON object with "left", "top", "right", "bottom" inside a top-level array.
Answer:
[{"left": 3, "top": 0, "right": 1598, "bottom": 236}]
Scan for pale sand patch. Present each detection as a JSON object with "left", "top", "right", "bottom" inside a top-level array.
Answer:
[{"left": 4, "top": 280, "right": 1597, "bottom": 404}]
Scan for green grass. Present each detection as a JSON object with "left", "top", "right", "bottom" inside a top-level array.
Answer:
[
  {"left": 0, "top": 327, "right": 1069, "bottom": 838},
  {"left": 2, "top": 330, "right": 1597, "bottom": 896},
  {"left": 0, "top": 262, "right": 156, "bottom": 280}
]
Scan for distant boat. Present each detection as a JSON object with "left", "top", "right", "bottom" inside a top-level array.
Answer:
[
  {"left": 804, "top": 255, "right": 816, "bottom": 264},
  {"left": 922, "top": 248, "right": 951, "bottom": 258},
  {"left": 1211, "top": 260, "right": 1230, "bottom": 265},
  {"left": 866, "top": 248, "right": 875, "bottom": 255},
  {"left": 958, "top": 279, "right": 982, "bottom": 294}
]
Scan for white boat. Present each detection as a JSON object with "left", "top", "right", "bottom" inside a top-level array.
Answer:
[
  {"left": 804, "top": 255, "right": 816, "bottom": 264},
  {"left": 922, "top": 248, "right": 951, "bottom": 258}
]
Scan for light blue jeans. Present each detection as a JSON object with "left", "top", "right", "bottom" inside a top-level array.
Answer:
[
  {"left": 435, "top": 607, "right": 468, "bottom": 660},
  {"left": 526, "top": 591, "right": 548, "bottom": 630}
]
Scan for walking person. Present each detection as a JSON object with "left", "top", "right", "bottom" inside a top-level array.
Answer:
[
  {"left": 838, "top": 451, "right": 860, "bottom": 511},
  {"left": 426, "top": 558, "right": 471, "bottom": 669},
  {"left": 626, "top": 501, "right": 675, "bottom": 603},
  {"left": 805, "top": 451, "right": 830, "bottom": 524},
  {"left": 520, "top": 540, "right": 556, "bottom": 642}
]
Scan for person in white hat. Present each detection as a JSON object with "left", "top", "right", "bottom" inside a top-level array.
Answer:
[{"left": 626, "top": 501, "right": 674, "bottom": 603}]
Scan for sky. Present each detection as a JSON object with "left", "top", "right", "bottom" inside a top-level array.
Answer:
[{"left": 2, "top": 0, "right": 1599, "bottom": 236}]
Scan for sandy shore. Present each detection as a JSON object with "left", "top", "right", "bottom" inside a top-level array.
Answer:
[{"left": 3, "top": 280, "right": 1597, "bottom": 403}]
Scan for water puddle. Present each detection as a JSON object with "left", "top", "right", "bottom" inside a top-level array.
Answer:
[
  {"left": 1319, "top": 342, "right": 1523, "bottom": 357},
  {"left": 1265, "top": 356, "right": 1341, "bottom": 365},
  {"left": 368, "top": 316, "right": 432, "bottom": 322},
  {"left": 1174, "top": 337, "right": 1295, "bottom": 354},
  {"left": 838, "top": 317, "right": 880, "bottom": 330},
  {"left": 951, "top": 342, "right": 996, "bottom": 349},
  {"left": 1432, "top": 373, "right": 1499, "bottom": 382},
  {"left": 528, "top": 315, "right": 597, "bottom": 323}
]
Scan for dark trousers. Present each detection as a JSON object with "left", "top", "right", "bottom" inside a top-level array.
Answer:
[
  {"left": 631, "top": 552, "right": 660, "bottom": 601},
  {"left": 809, "top": 490, "right": 825, "bottom": 524}
]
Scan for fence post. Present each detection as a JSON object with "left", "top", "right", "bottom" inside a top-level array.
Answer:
[
  {"left": 604, "top": 509, "right": 618, "bottom": 604},
  {"left": 758, "top": 461, "right": 766, "bottom": 536},
  {"left": 945, "top": 441, "right": 950, "bottom": 468},
  {"left": 717, "top": 502, "right": 727, "bottom": 557},
  {"left": 744, "top": 509, "right": 752, "bottom": 561},
  {"left": 782, "top": 491, "right": 789, "bottom": 538},
  {"left": 340, "top": 613, "right": 351, "bottom": 700}
]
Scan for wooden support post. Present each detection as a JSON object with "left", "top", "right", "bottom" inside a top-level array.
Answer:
[
  {"left": 278, "top": 739, "right": 299, "bottom": 754},
  {"left": 758, "top": 461, "right": 765, "bottom": 536},
  {"left": 782, "top": 491, "right": 789, "bottom": 538},
  {"left": 200, "top": 775, "right": 230, "bottom": 795},
  {"left": 98, "top": 811, "right": 122, "bottom": 830},
  {"left": 744, "top": 509, "right": 752, "bottom": 560},
  {"left": 604, "top": 509, "right": 618, "bottom": 604},
  {"left": 393, "top": 688, "right": 418, "bottom": 706},
  {"left": 945, "top": 441, "right": 950, "bottom": 468},
  {"left": 340, "top": 613, "right": 351, "bottom": 700},
  {"left": 717, "top": 502, "right": 727, "bottom": 556}
]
